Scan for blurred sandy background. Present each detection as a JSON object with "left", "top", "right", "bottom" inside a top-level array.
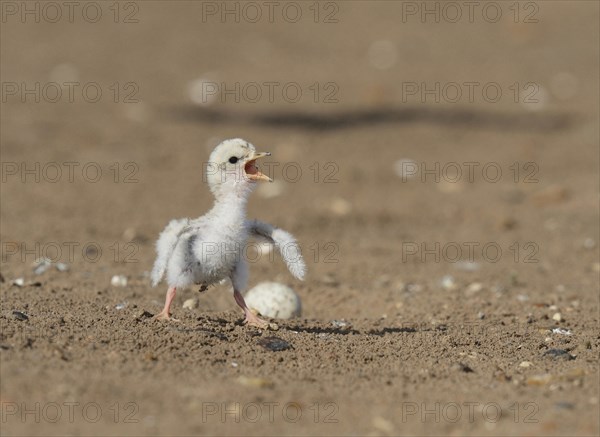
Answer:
[{"left": 1, "top": 1, "right": 598, "bottom": 436}]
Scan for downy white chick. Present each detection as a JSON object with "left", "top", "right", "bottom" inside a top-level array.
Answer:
[{"left": 150, "top": 138, "right": 305, "bottom": 328}]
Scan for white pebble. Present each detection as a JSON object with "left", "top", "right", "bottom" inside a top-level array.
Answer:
[
  {"left": 13, "top": 278, "right": 25, "bottom": 287},
  {"left": 183, "top": 298, "right": 199, "bottom": 310},
  {"left": 55, "top": 263, "right": 70, "bottom": 272},
  {"left": 32, "top": 257, "right": 52, "bottom": 275},
  {"left": 552, "top": 328, "right": 571, "bottom": 336},
  {"left": 111, "top": 275, "right": 128, "bottom": 287},
  {"left": 519, "top": 361, "right": 533, "bottom": 368},
  {"left": 331, "top": 320, "right": 348, "bottom": 328},
  {"left": 454, "top": 261, "right": 480, "bottom": 272},
  {"left": 244, "top": 282, "right": 301, "bottom": 319},
  {"left": 552, "top": 312, "right": 563, "bottom": 322},
  {"left": 466, "top": 282, "right": 483, "bottom": 294},
  {"left": 440, "top": 275, "right": 457, "bottom": 291}
]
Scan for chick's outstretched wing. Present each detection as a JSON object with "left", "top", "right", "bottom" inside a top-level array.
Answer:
[{"left": 247, "top": 219, "right": 306, "bottom": 280}]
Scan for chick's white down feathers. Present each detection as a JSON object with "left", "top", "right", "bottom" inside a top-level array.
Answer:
[{"left": 151, "top": 139, "right": 305, "bottom": 293}]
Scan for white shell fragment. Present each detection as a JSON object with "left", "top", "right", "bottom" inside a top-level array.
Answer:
[
  {"left": 32, "top": 258, "right": 52, "bottom": 275},
  {"left": 552, "top": 328, "right": 572, "bottom": 336},
  {"left": 440, "top": 275, "right": 457, "bottom": 291},
  {"left": 182, "top": 298, "right": 199, "bottom": 310},
  {"left": 244, "top": 282, "right": 301, "bottom": 320},
  {"left": 55, "top": 263, "right": 70, "bottom": 272},
  {"left": 111, "top": 275, "right": 128, "bottom": 287}
]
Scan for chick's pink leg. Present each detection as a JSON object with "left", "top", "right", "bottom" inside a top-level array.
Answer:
[
  {"left": 233, "top": 289, "right": 268, "bottom": 328},
  {"left": 154, "top": 286, "right": 178, "bottom": 321}
]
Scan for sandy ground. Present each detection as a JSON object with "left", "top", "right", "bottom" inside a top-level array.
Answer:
[{"left": 1, "top": 1, "right": 599, "bottom": 436}]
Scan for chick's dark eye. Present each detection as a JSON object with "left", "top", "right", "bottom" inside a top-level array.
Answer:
[{"left": 229, "top": 156, "right": 239, "bottom": 164}]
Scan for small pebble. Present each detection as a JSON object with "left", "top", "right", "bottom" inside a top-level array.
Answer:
[
  {"left": 543, "top": 349, "right": 575, "bottom": 360},
  {"left": 452, "top": 363, "right": 474, "bottom": 373},
  {"left": 321, "top": 274, "right": 339, "bottom": 286},
  {"left": 527, "top": 374, "right": 553, "bottom": 386},
  {"left": 122, "top": 227, "right": 138, "bottom": 241},
  {"left": 519, "top": 361, "right": 533, "bottom": 368},
  {"left": 258, "top": 336, "right": 292, "bottom": 352},
  {"left": 477, "top": 312, "right": 485, "bottom": 320},
  {"left": 134, "top": 310, "right": 153, "bottom": 320},
  {"left": 32, "top": 258, "right": 52, "bottom": 275},
  {"left": 12, "top": 311, "right": 29, "bottom": 321},
  {"left": 454, "top": 261, "right": 480, "bottom": 272},
  {"left": 12, "top": 278, "right": 25, "bottom": 287},
  {"left": 329, "top": 198, "right": 352, "bottom": 216},
  {"left": 237, "top": 376, "right": 274, "bottom": 388},
  {"left": 111, "top": 275, "right": 128, "bottom": 287},
  {"left": 188, "top": 74, "right": 220, "bottom": 106},
  {"left": 331, "top": 320, "right": 349, "bottom": 328},
  {"left": 144, "top": 352, "right": 157, "bottom": 361},
  {"left": 182, "top": 298, "right": 199, "bottom": 310},
  {"left": 531, "top": 185, "right": 569, "bottom": 205},
  {"left": 552, "top": 328, "right": 572, "bottom": 336},
  {"left": 55, "top": 263, "right": 69, "bottom": 272},
  {"left": 115, "top": 302, "right": 128, "bottom": 310},
  {"left": 405, "top": 283, "right": 422, "bottom": 293},
  {"left": 552, "top": 312, "right": 564, "bottom": 322},
  {"left": 372, "top": 416, "right": 395, "bottom": 434},
  {"left": 440, "top": 275, "right": 457, "bottom": 291},
  {"left": 466, "top": 282, "right": 483, "bottom": 295}
]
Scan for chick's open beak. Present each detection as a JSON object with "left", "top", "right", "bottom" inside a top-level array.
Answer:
[{"left": 245, "top": 152, "right": 272, "bottom": 182}]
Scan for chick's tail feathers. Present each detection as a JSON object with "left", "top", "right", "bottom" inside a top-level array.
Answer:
[
  {"left": 247, "top": 219, "right": 306, "bottom": 280},
  {"left": 150, "top": 218, "right": 190, "bottom": 287}
]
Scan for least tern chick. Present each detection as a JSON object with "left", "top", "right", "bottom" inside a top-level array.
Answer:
[{"left": 150, "top": 138, "right": 306, "bottom": 328}]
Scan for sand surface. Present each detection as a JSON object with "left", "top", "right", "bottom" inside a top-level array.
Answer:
[{"left": 1, "top": 2, "right": 599, "bottom": 435}]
